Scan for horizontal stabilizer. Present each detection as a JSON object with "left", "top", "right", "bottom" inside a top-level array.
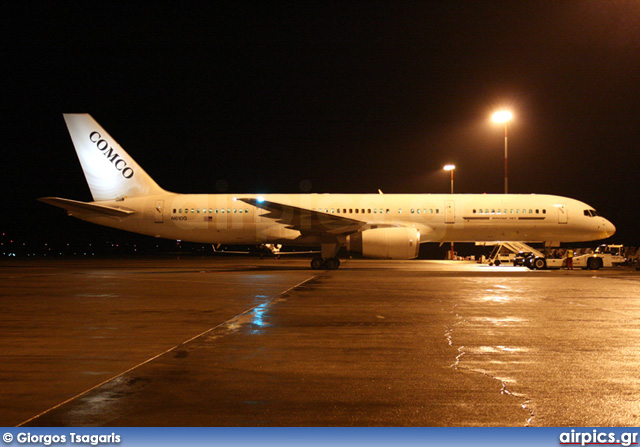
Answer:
[{"left": 38, "top": 197, "right": 135, "bottom": 219}]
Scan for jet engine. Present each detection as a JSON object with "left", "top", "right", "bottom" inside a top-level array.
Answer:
[{"left": 346, "top": 227, "right": 420, "bottom": 259}]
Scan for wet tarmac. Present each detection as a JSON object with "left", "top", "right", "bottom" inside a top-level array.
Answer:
[{"left": 1, "top": 258, "right": 639, "bottom": 427}]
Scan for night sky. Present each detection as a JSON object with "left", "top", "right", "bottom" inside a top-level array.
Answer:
[{"left": 2, "top": 1, "right": 639, "bottom": 249}]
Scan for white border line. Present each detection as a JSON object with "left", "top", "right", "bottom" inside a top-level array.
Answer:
[{"left": 16, "top": 274, "right": 318, "bottom": 427}]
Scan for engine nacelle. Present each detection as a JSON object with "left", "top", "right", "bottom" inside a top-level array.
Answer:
[{"left": 346, "top": 227, "right": 420, "bottom": 259}]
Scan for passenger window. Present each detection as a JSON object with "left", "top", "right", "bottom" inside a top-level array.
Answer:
[
  {"left": 355, "top": 209, "right": 359, "bottom": 214},
  {"left": 543, "top": 209, "right": 546, "bottom": 214},
  {"left": 536, "top": 209, "right": 539, "bottom": 214},
  {"left": 368, "top": 209, "right": 371, "bottom": 214},
  {"left": 398, "top": 209, "right": 402, "bottom": 214},
  {"left": 386, "top": 209, "right": 390, "bottom": 214},
  {"left": 411, "top": 209, "right": 415, "bottom": 214}
]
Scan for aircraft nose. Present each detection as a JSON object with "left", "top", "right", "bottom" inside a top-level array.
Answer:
[{"left": 603, "top": 219, "right": 616, "bottom": 238}]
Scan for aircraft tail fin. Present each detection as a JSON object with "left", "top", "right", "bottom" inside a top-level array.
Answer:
[{"left": 63, "top": 114, "right": 165, "bottom": 201}]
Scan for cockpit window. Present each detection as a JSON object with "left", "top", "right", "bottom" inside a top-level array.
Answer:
[{"left": 583, "top": 209, "right": 599, "bottom": 217}]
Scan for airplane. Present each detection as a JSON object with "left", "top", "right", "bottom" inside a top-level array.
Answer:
[{"left": 39, "top": 114, "right": 616, "bottom": 270}]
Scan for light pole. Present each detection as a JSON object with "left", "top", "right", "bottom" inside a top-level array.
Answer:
[
  {"left": 443, "top": 164, "right": 455, "bottom": 194},
  {"left": 492, "top": 110, "right": 513, "bottom": 194},
  {"left": 443, "top": 164, "right": 455, "bottom": 260}
]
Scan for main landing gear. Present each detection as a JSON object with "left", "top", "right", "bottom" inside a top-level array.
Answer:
[
  {"left": 311, "top": 256, "right": 341, "bottom": 270},
  {"left": 311, "top": 241, "right": 342, "bottom": 270}
]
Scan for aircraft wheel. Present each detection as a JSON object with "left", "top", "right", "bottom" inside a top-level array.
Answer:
[
  {"left": 311, "top": 257, "right": 324, "bottom": 270},
  {"left": 494, "top": 259, "right": 501, "bottom": 267},
  {"left": 324, "top": 258, "right": 340, "bottom": 270}
]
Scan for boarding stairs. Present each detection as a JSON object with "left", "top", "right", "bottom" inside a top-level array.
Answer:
[{"left": 478, "top": 241, "right": 545, "bottom": 265}]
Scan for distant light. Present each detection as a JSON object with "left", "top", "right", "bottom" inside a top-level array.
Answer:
[
  {"left": 443, "top": 164, "right": 456, "bottom": 171},
  {"left": 492, "top": 110, "right": 513, "bottom": 123},
  {"left": 257, "top": 196, "right": 265, "bottom": 203},
  {"left": 233, "top": 197, "right": 237, "bottom": 201}
]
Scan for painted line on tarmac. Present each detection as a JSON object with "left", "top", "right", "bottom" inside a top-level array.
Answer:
[{"left": 16, "top": 274, "right": 319, "bottom": 427}]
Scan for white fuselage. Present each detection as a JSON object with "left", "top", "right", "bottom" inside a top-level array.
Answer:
[
  {"left": 47, "top": 114, "right": 616, "bottom": 266},
  {"left": 81, "top": 193, "right": 615, "bottom": 246}
]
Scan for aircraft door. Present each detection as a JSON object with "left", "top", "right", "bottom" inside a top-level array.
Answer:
[
  {"left": 445, "top": 200, "right": 455, "bottom": 224},
  {"left": 558, "top": 205, "right": 568, "bottom": 224},
  {"left": 154, "top": 200, "right": 164, "bottom": 223}
]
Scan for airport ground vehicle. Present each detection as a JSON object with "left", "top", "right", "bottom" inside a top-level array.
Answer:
[
  {"left": 485, "top": 242, "right": 545, "bottom": 266},
  {"left": 594, "top": 244, "right": 626, "bottom": 264},
  {"left": 627, "top": 247, "right": 640, "bottom": 264},
  {"left": 528, "top": 244, "right": 627, "bottom": 270},
  {"left": 513, "top": 251, "right": 535, "bottom": 267}
]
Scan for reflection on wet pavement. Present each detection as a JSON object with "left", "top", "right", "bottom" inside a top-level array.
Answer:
[{"left": 2, "top": 258, "right": 639, "bottom": 426}]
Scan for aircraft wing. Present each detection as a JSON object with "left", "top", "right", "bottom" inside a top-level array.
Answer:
[
  {"left": 38, "top": 197, "right": 136, "bottom": 219},
  {"left": 212, "top": 245, "right": 320, "bottom": 256},
  {"left": 239, "top": 198, "right": 365, "bottom": 235}
]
